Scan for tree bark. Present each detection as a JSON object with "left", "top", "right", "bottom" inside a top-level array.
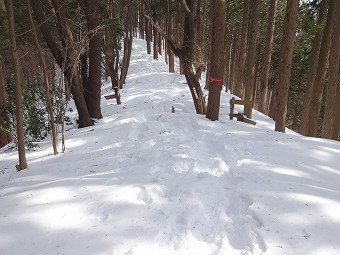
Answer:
[
  {"left": 223, "top": 22, "right": 231, "bottom": 91},
  {"left": 153, "top": 12, "right": 159, "bottom": 60},
  {"left": 120, "top": 14, "right": 133, "bottom": 89},
  {"left": 335, "top": 83, "right": 340, "bottom": 139},
  {"left": 322, "top": 0, "right": 340, "bottom": 139},
  {"left": 274, "top": 0, "right": 298, "bottom": 133},
  {"left": 258, "top": 0, "right": 277, "bottom": 114},
  {"left": 139, "top": 1, "right": 145, "bottom": 39},
  {"left": 5, "top": 0, "right": 28, "bottom": 170},
  {"left": 229, "top": 29, "right": 239, "bottom": 94},
  {"left": 306, "top": 0, "right": 336, "bottom": 137},
  {"left": 0, "top": 0, "right": 8, "bottom": 149},
  {"left": 206, "top": 0, "right": 226, "bottom": 121},
  {"left": 243, "top": 0, "right": 260, "bottom": 118},
  {"left": 234, "top": 0, "right": 250, "bottom": 98},
  {"left": 78, "top": 0, "right": 103, "bottom": 119},
  {"left": 167, "top": 1, "right": 175, "bottom": 73},
  {"left": 0, "top": 59, "right": 12, "bottom": 148},
  {"left": 193, "top": 0, "right": 205, "bottom": 80},
  {"left": 299, "top": 0, "right": 328, "bottom": 135},
  {"left": 145, "top": 18, "right": 152, "bottom": 54}
]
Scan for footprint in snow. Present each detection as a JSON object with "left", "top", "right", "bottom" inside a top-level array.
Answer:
[
  {"left": 135, "top": 185, "right": 153, "bottom": 205},
  {"left": 156, "top": 212, "right": 189, "bottom": 249},
  {"left": 225, "top": 192, "right": 267, "bottom": 253},
  {"left": 93, "top": 204, "right": 113, "bottom": 222}
]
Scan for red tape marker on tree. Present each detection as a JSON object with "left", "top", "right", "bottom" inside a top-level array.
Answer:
[{"left": 209, "top": 77, "right": 222, "bottom": 82}]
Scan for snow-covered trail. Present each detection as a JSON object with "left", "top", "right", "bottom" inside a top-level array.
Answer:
[{"left": 0, "top": 38, "right": 340, "bottom": 255}]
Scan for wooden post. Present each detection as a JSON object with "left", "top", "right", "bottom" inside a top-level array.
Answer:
[
  {"left": 230, "top": 97, "right": 235, "bottom": 119},
  {"left": 104, "top": 86, "right": 121, "bottom": 105},
  {"left": 113, "top": 87, "right": 121, "bottom": 105}
]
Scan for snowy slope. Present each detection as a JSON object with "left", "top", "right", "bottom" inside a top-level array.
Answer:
[{"left": 0, "top": 38, "right": 340, "bottom": 255}]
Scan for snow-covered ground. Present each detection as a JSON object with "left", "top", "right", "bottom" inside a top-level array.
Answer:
[{"left": 1, "top": 38, "right": 340, "bottom": 255}]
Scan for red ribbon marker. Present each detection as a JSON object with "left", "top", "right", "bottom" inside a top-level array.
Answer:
[{"left": 210, "top": 77, "right": 222, "bottom": 83}]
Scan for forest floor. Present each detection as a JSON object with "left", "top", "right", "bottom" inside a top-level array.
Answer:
[{"left": 1, "top": 38, "right": 340, "bottom": 255}]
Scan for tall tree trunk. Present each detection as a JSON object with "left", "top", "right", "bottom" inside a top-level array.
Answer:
[
  {"left": 0, "top": 0, "right": 11, "bottom": 148},
  {"left": 274, "top": 0, "right": 298, "bottom": 133},
  {"left": 335, "top": 83, "right": 340, "bottom": 139},
  {"left": 206, "top": 0, "right": 226, "bottom": 121},
  {"left": 145, "top": 18, "right": 152, "bottom": 55},
  {"left": 153, "top": 13, "right": 159, "bottom": 60},
  {"left": 223, "top": 23, "right": 231, "bottom": 91},
  {"left": 158, "top": 19, "right": 162, "bottom": 56},
  {"left": 5, "top": 0, "right": 27, "bottom": 170},
  {"left": 193, "top": 0, "right": 205, "bottom": 80},
  {"left": 120, "top": 16, "right": 133, "bottom": 89},
  {"left": 102, "top": 0, "right": 119, "bottom": 90},
  {"left": 322, "top": 0, "right": 340, "bottom": 139},
  {"left": 243, "top": 0, "right": 260, "bottom": 118},
  {"left": 167, "top": 2, "right": 175, "bottom": 73},
  {"left": 229, "top": 30, "right": 239, "bottom": 94},
  {"left": 139, "top": 1, "right": 145, "bottom": 39},
  {"left": 0, "top": 59, "right": 12, "bottom": 148},
  {"left": 78, "top": 0, "right": 103, "bottom": 119},
  {"left": 0, "top": 0, "right": 8, "bottom": 143},
  {"left": 299, "top": 0, "right": 328, "bottom": 135},
  {"left": 26, "top": 0, "right": 58, "bottom": 155},
  {"left": 234, "top": 0, "right": 250, "bottom": 98},
  {"left": 306, "top": 0, "right": 336, "bottom": 137},
  {"left": 258, "top": 0, "right": 277, "bottom": 114},
  {"left": 0, "top": 0, "right": 7, "bottom": 150}
]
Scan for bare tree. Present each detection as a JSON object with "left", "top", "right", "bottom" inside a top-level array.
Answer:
[
  {"left": 243, "top": 0, "right": 260, "bottom": 118},
  {"left": 0, "top": 58, "right": 12, "bottom": 148},
  {"left": 206, "top": 0, "right": 226, "bottom": 121},
  {"left": 257, "top": 0, "right": 277, "bottom": 114},
  {"left": 299, "top": 0, "right": 328, "bottom": 135},
  {"left": 167, "top": 1, "right": 175, "bottom": 73},
  {"left": 274, "top": 0, "right": 299, "bottom": 133},
  {"left": 4, "top": 0, "right": 27, "bottom": 170},
  {"left": 234, "top": 0, "right": 250, "bottom": 98},
  {"left": 78, "top": 0, "right": 103, "bottom": 119},
  {"left": 322, "top": 0, "right": 340, "bottom": 139},
  {"left": 306, "top": 0, "right": 336, "bottom": 137}
]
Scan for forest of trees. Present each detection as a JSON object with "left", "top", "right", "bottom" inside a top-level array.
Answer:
[{"left": 0, "top": 0, "right": 339, "bottom": 170}]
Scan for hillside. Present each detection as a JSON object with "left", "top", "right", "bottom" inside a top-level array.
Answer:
[{"left": 0, "top": 38, "right": 340, "bottom": 255}]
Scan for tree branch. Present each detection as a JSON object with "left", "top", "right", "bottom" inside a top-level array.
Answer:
[
  {"left": 180, "top": 0, "right": 191, "bottom": 14},
  {"left": 143, "top": 14, "right": 181, "bottom": 57}
]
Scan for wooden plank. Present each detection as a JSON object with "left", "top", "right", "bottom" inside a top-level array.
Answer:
[
  {"left": 104, "top": 94, "right": 117, "bottom": 100},
  {"left": 233, "top": 99, "right": 252, "bottom": 106},
  {"left": 242, "top": 118, "right": 256, "bottom": 125}
]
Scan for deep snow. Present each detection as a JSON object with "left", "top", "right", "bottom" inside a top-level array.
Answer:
[{"left": 1, "top": 38, "right": 340, "bottom": 255}]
